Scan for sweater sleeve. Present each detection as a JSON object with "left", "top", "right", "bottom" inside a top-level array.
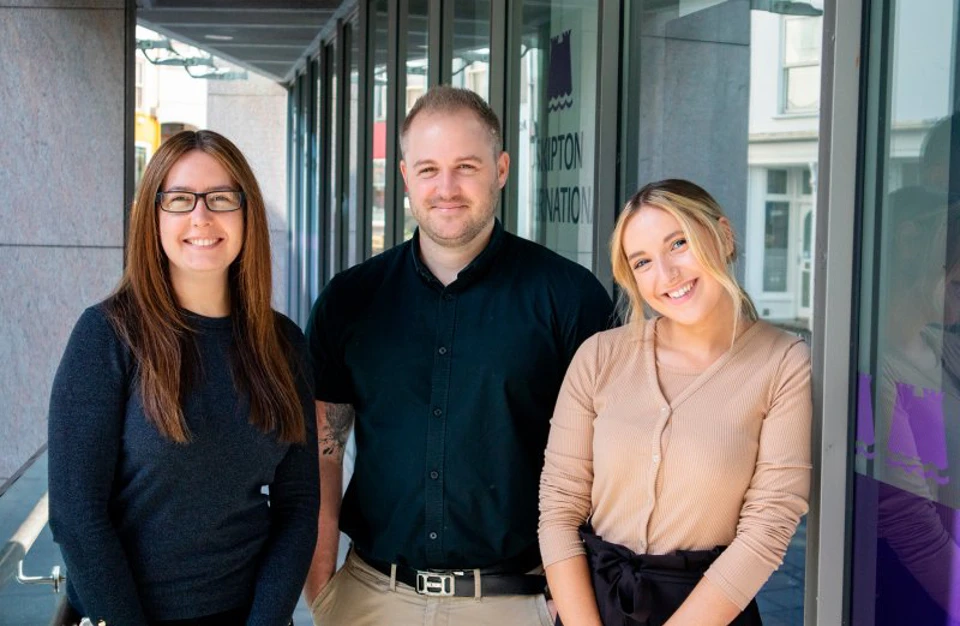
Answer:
[
  {"left": 247, "top": 321, "right": 320, "bottom": 626},
  {"left": 539, "top": 333, "right": 601, "bottom": 567},
  {"left": 47, "top": 306, "right": 149, "bottom": 626},
  {"left": 703, "top": 339, "right": 813, "bottom": 609}
]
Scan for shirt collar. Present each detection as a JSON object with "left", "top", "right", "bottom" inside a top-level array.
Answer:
[{"left": 410, "top": 219, "right": 506, "bottom": 290}]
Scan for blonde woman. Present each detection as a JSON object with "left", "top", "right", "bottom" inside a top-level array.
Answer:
[{"left": 539, "top": 179, "right": 811, "bottom": 626}]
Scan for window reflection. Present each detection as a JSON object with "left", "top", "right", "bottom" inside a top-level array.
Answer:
[
  {"left": 450, "top": 0, "right": 490, "bottom": 101},
  {"left": 346, "top": 19, "right": 360, "bottom": 269},
  {"left": 514, "top": 0, "right": 599, "bottom": 270},
  {"left": 370, "top": 0, "right": 388, "bottom": 256},
  {"left": 326, "top": 42, "right": 338, "bottom": 280},
  {"left": 852, "top": 1, "right": 960, "bottom": 623},
  {"left": 403, "top": 0, "right": 430, "bottom": 242}
]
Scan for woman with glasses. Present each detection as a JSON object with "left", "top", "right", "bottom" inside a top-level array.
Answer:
[
  {"left": 539, "top": 179, "right": 811, "bottom": 626},
  {"left": 47, "top": 130, "right": 318, "bottom": 626}
]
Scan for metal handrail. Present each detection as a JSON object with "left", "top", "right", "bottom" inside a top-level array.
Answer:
[{"left": 0, "top": 491, "right": 55, "bottom": 591}]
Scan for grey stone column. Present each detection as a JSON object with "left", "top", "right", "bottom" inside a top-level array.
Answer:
[
  {"left": 206, "top": 73, "right": 290, "bottom": 315},
  {"left": 0, "top": 0, "right": 130, "bottom": 485},
  {"left": 632, "top": 0, "right": 751, "bottom": 277}
]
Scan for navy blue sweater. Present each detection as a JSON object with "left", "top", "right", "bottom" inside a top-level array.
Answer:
[{"left": 47, "top": 304, "right": 319, "bottom": 626}]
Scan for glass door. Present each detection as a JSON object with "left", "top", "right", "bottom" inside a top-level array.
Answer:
[{"left": 851, "top": 1, "right": 960, "bottom": 623}]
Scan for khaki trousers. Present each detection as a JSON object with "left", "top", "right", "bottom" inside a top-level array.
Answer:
[{"left": 310, "top": 551, "right": 554, "bottom": 626}]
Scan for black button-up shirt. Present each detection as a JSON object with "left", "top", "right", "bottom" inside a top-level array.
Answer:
[{"left": 307, "top": 220, "right": 613, "bottom": 570}]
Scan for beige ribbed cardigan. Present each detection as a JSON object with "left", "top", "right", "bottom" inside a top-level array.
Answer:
[{"left": 538, "top": 318, "right": 812, "bottom": 609}]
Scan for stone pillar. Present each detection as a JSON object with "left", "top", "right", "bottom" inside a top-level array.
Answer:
[
  {"left": 0, "top": 0, "right": 129, "bottom": 484},
  {"left": 632, "top": 0, "right": 751, "bottom": 275},
  {"left": 206, "top": 72, "right": 290, "bottom": 315}
]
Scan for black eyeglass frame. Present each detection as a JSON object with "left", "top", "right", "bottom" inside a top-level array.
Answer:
[{"left": 155, "top": 190, "right": 246, "bottom": 214}]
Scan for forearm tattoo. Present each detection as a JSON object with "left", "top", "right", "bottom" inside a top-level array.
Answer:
[{"left": 319, "top": 403, "right": 355, "bottom": 458}]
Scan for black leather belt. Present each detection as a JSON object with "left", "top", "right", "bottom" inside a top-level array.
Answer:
[{"left": 354, "top": 549, "right": 547, "bottom": 598}]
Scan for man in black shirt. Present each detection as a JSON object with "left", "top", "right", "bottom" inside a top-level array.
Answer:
[{"left": 304, "top": 86, "right": 613, "bottom": 625}]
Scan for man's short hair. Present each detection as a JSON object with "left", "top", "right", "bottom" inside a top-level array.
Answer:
[{"left": 400, "top": 85, "right": 503, "bottom": 156}]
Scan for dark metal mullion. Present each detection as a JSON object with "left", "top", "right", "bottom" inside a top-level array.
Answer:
[
  {"left": 593, "top": 0, "right": 622, "bottom": 293},
  {"left": 318, "top": 44, "right": 334, "bottom": 284},
  {"left": 429, "top": 0, "right": 443, "bottom": 86},
  {"left": 384, "top": 0, "right": 402, "bottom": 250},
  {"left": 299, "top": 70, "right": 313, "bottom": 323},
  {"left": 358, "top": 2, "right": 372, "bottom": 261},
  {"left": 328, "top": 38, "right": 342, "bottom": 277},
  {"left": 866, "top": 0, "right": 893, "bottom": 384},
  {"left": 501, "top": 0, "right": 522, "bottom": 231},
  {"left": 489, "top": 0, "right": 507, "bottom": 128},
  {"left": 439, "top": 0, "right": 454, "bottom": 84},
  {"left": 306, "top": 57, "right": 321, "bottom": 304},
  {"left": 620, "top": 1, "right": 643, "bottom": 210},
  {"left": 337, "top": 21, "right": 351, "bottom": 272},
  {"left": 489, "top": 0, "right": 508, "bottom": 225},
  {"left": 391, "top": 0, "right": 410, "bottom": 246}
]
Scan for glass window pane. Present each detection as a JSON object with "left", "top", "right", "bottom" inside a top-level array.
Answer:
[
  {"left": 784, "top": 17, "right": 821, "bottom": 65},
  {"left": 767, "top": 169, "right": 788, "bottom": 195},
  {"left": 785, "top": 65, "right": 821, "bottom": 112},
  {"left": 851, "top": 1, "right": 960, "bottom": 623},
  {"left": 450, "top": 0, "right": 490, "bottom": 101},
  {"left": 327, "top": 43, "right": 338, "bottom": 280},
  {"left": 763, "top": 201, "right": 790, "bottom": 292},
  {"left": 403, "top": 0, "right": 430, "bottom": 242},
  {"left": 514, "top": 0, "right": 599, "bottom": 270},
  {"left": 371, "top": 0, "right": 388, "bottom": 256},
  {"left": 619, "top": 5, "right": 824, "bottom": 615},
  {"left": 346, "top": 19, "right": 360, "bottom": 268}
]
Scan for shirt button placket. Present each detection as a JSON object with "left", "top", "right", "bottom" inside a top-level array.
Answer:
[{"left": 425, "top": 289, "right": 456, "bottom": 563}]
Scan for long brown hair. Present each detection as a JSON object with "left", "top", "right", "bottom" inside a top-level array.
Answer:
[
  {"left": 611, "top": 179, "right": 758, "bottom": 334},
  {"left": 107, "top": 130, "right": 305, "bottom": 444}
]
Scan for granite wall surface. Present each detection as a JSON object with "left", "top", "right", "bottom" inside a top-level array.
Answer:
[{"left": 0, "top": 0, "right": 128, "bottom": 483}]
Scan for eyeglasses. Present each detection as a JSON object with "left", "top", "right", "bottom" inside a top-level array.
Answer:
[{"left": 156, "top": 190, "right": 245, "bottom": 213}]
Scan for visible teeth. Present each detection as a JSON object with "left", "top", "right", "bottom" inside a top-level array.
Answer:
[
  {"left": 187, "top": 238, "right": 218, "bottom": 247},
  {"left": 668, "top": 283, "right": 693, "bottom": 299}
]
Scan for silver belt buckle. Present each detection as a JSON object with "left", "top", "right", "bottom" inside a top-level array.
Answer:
[{"left": 416, "top": 571, "right": 456, "bottom": 596}]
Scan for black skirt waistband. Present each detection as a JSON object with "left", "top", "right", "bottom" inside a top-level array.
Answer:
[{"left": 575, "top": 525, "right": 761, "bottom": 626}]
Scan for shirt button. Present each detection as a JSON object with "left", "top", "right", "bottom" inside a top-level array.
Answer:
[
  {"left": 443, "top": 293, "right": 454, "bottom": 301},
  {"left": 660, "top": 406, "right": 669, "bottom": 415},
  {"left": 433, "top": 408, "right": 443, "bottom": 417},
  {"left": 438, "top": 346, "right": 447, "bottom": 355},
  {"left": 652, "top": 454, "right": 660, "bottom": 463},
  {"left": 430, "top": 470, "right": 439, "bottom": 480},
  {"left": 429, "top": 532, "right": 438, "bottom": 540}
]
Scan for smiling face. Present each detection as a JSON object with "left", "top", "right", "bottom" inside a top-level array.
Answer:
[
  {"left": 158, "top": 149, "right": 244, "bottom": 288},
  {"left": 622, "top": 205, "right": 733, "bottom": 330},
  {"left": 399, "top": 109, "right": 509, "bottom": 249}
]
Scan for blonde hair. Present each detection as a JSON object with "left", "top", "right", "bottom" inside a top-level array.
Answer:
[{"left": 610, "top": 179, "right": 758, "bottom": 334}]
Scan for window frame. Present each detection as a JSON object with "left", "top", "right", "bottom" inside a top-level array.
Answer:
[{"left": 781, "top": 15, "right": 823, "bottom": 115}]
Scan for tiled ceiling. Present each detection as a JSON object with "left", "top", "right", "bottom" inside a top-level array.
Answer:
[{"left": 137, "top": 0, "right": 344, "bottom": 83}]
